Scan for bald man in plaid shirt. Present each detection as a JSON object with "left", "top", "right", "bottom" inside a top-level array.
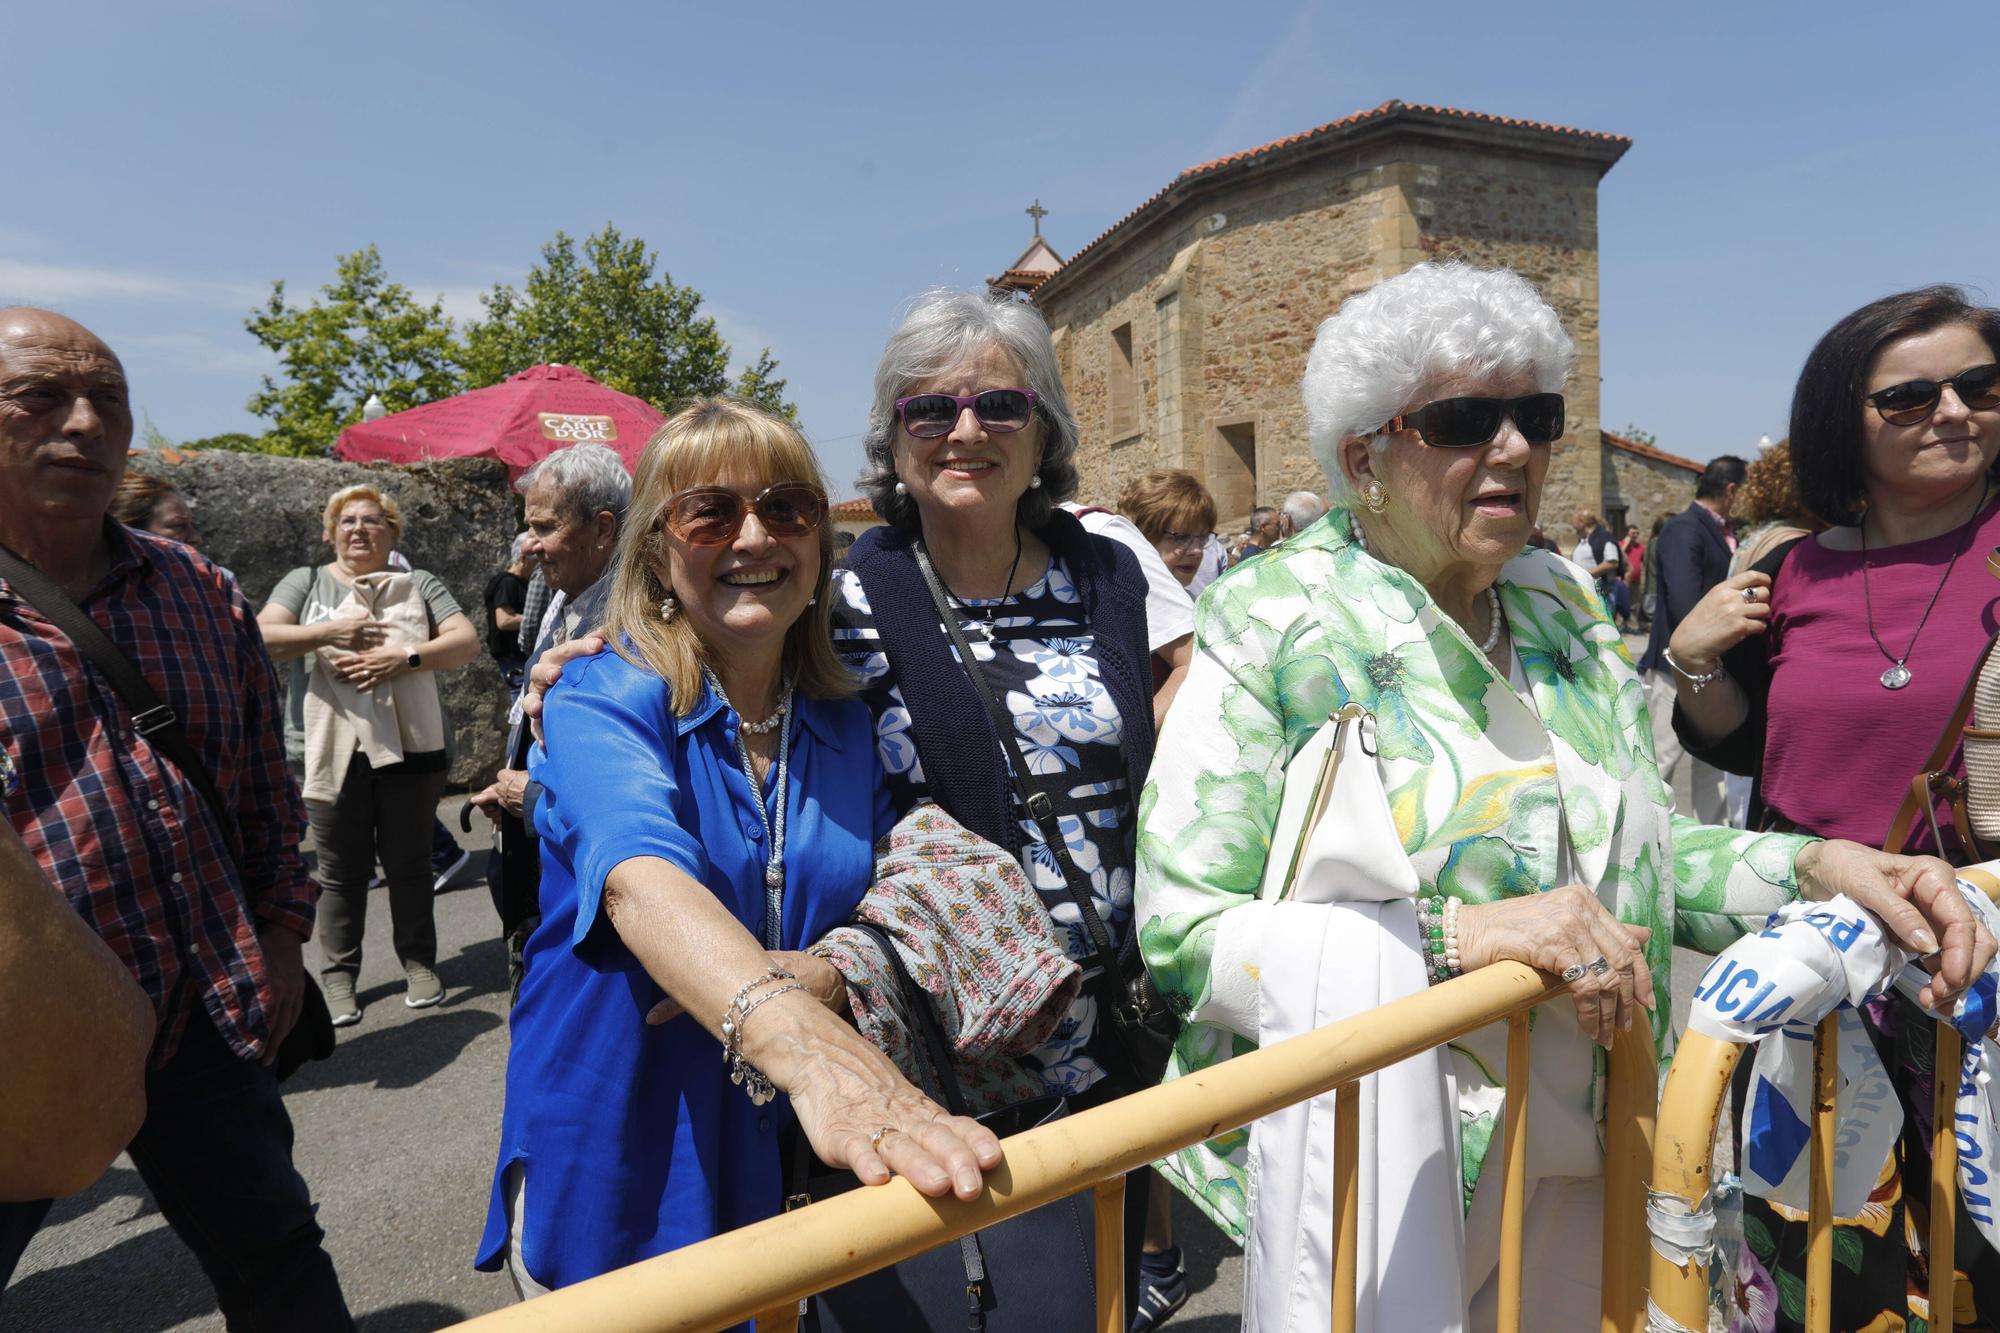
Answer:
[{"left": 0, "top": 309, "right": 351, "bottom": 1328}]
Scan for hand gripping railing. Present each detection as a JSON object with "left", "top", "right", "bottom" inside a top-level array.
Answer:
[
  {"left": 450, "top": 961, "right": 1659, "bottom": 1333},
  {"left": 1650, "top": 1018, "right": 1966, "bottom": 1333}
]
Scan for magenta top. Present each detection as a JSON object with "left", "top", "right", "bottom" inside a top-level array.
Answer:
[{"left": 1762, "top": 496, "right": 2000, "bottom": 849}]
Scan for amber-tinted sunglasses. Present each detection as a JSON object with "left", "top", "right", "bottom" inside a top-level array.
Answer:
[
  {"left": 1865, "top": 363, "right": 2000, "bottom": 426},
  {"left": 664, "top": 482, "right": 827, "bottom": 547}
]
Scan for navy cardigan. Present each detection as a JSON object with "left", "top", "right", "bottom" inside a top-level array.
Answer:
[{"left": 845, "top": 510, "right": 1158, "bottom": 875}]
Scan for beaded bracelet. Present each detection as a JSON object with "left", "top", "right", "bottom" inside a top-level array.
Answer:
[
  {"left": 1442, "top": 895, "right": 1462, "bottom": 980},
  {"left": 1417, "top": 896, "right": 1448, "bottom": 984},
  {"left": 723, "top": 981, "right": 809, "bottom": 1106}
]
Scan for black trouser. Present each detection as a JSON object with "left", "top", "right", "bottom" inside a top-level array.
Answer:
[
  {"left": 0, "top": 1011, "right": 353, "bottom": 1330},
  {"left": 308, "top": 752, "right": 449, "bottom": 981}
]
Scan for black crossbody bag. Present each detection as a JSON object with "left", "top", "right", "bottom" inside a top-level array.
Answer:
[
  {"left": 793, "top": 920, "right": 1096, "bottom": 1333},
  {"left": 0, "top": 546, "right": 334, "bottom": 1080},
  {"left": 912, "top": 544, "right": 1177, "bottom": 1090}
]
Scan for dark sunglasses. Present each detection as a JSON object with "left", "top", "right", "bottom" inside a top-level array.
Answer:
[
  {"left": 893, "top": 388, "right": 1038, "bottom": 439},
  {"left": 664, "top": 482, "right": 827, "bottom": 547},
  {"left": 1384, "top": 393, "right": 1567, "bottom": 449},
  {"left": 1865, "top": 363, "right": 2000, "bottom": 426}
]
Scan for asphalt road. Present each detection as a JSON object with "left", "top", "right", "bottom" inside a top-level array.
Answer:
[{"left": 6, "top": 634, "right": 1715, "bottom": 1331}]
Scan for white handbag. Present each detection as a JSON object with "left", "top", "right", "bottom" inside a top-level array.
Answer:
[{"left": 1241, "top": 701, "right": 1466, "bottom": 1332}]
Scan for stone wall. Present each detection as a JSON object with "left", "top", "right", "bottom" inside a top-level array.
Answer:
[
  {"left": 1037, "top": 110, "right": 1624, "bottom": 533},
  {"left": 1601, "top": 442, "right": 1699, "bottom": 543},
  {"left": 126, "top": 450, "right": 517, "bottom": 787}
]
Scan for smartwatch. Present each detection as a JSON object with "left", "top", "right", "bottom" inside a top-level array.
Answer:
[{"left": 406, "top": 651, "right": 423, "bottom": 669}]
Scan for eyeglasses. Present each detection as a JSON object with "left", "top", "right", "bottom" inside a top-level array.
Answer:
[
  {"left": 893, "top": 388, "right": 1038, "bottom": 439},
  {"left": 1158, "top": 531, "right": 1206, "bottom": 552},
  {"left": 1383, "top": 393, "right": 1567, "bottom": 449},
  {"left": 1865, "top": 363, "right": 2000, "bottom": 426},
  {"left": 337, "top": 514, "right": 390, "bottom": 530},
  {"left": 664, "top": 482, "right": 827, "bottom": 547}
]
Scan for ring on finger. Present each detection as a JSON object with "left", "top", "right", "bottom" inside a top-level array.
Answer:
[
  {"left": 1586, "top": 956, "right": 1612, "bottom": 976},
  {"left": 1560, "top": 962, "right": 1588, "bottom": 983},
  {"left": 1741, "top": 585, "right": 1758, "bottom": 603},
  {"left": 868, "top": 1125, "right": 895, "bottom": 1151}
]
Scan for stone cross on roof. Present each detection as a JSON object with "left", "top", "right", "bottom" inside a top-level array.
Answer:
[{"left": 1026, "top": 199, "right": 1048, "bottom": 237}]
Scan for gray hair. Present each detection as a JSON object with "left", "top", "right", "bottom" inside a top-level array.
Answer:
[
  {"left": 508, "top": 530, "right": 533, "bottom": 565},
  {"left": 1301, "top": 262, "right": 1574, "bottom": 505},
  {"left": 1280, "top": 490, "right": 1327, "bottom": 533},
  {"left": 857, "top": 288, "right": 1080, "bottom": 531},
  {"left": 516, "top": 442, "right": 632, "bottom": 528}
]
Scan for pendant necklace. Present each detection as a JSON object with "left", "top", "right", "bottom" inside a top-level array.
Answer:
[
  {"left": 1861, "top": 478, "right": 1988, "bottom": 691},
  {"left": 703, "top": 665, "right": 792, "bottom": 947},
  {"left": 939, "top": 526, "right": 1024, "bottom": 643}
]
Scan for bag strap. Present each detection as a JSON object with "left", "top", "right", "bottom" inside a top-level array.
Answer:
[
  {"left": 910, "top": 542, "right": 1126, "bottom": 989},
  {"left": 0, "top": 544, "right": 235, "bottom": 847},
  {"left": 1883, "top": 631, "right": 2000, "bottom": 855}
]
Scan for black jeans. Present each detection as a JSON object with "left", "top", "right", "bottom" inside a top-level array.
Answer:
[
  {"left": 308, "top": 751, "right": 450, "bottom": 981},
  {"left": 0, "top": 1011, "right": 352, "bottom": 1331}
]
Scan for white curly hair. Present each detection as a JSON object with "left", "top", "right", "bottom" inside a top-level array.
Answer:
[{"left": 1302, "top": 262, "right": 1575, "bottom": 504}]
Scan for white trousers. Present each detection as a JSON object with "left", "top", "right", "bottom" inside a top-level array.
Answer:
[
  {"left": 1464, "top": 1171, "right": 1604, "bottom": 1333},
  {"left": 1646, "top": 670, "right": 1729, "bottom": 825}
]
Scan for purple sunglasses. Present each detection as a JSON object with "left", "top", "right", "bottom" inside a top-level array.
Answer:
[{"left": 893, "top": 387, "right": 1038, "bottom": 439}]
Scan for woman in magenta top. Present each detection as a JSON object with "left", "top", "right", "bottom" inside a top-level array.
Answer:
[{"left": 1669, "top": 286, "right": 2000, "bottom": 1331}]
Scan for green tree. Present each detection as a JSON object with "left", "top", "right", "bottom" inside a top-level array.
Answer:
[
  {"left": 183, "top": 431, "right": 277, "bottom": 454},
  {"left": 461, "top": 224, "right": 796, "bottom": 419},
  {"left": 245, "top": 245, "right": 464, "bottom": 456}
]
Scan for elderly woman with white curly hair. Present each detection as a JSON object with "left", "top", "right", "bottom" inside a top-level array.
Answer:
[{"left": 1132, "top": 261, "right": 1993, "bottom": 1331}]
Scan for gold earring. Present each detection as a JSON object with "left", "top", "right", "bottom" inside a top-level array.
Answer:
[{"left": 1361, "top": 480, "right": 1389, "bottom": 514}]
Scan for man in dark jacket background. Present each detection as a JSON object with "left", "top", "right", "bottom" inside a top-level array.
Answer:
[{"left": 1637, "top": 455, "right": 1747, "bottom": 822}]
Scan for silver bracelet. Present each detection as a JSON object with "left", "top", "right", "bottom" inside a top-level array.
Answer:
[
  {"left": 723, "top": 980, "right": 809, "bottom": 1107},
  {"left": 1662, "top": 648, "right": 1726, "bottom": 694}
]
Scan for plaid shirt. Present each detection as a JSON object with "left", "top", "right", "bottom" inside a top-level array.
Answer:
[{"left": 0, "top": 523, "right": 316, "bottom": 1065}]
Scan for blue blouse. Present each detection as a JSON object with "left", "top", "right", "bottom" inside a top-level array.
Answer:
[{"left": 476, "top": 649, "right": 892, "bottom": 1291}]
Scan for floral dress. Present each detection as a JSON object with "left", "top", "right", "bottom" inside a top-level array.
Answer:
[
  {"left": 1135, "top": 507, "right": 1815, "bottom": 1240},
  {"left": 832, "top": 557, "right": 1135, "bottom": 1096}
]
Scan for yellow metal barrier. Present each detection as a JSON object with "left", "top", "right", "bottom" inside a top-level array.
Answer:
[
  {"left": 1651, "top": 1010, "right": 1977, "bottom": 1333},
  {"left": 453, "top": 961, "right": 1662, "bottom": 1333}
]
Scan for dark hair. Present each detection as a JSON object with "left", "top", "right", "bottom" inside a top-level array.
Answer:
[
  {"left": 1695, "top": 455, "right": 1747, "bottom": 500},
  {"left": 111, "top": 473, "right": 180, "bottom": 530},
  {"left": 1789, "top": 286, "right": 2000, "bottom": 524}
]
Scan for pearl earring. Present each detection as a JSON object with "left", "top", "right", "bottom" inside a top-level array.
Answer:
[
  {"left": 658, "top": 591, "right": 679, "bottom": 622},
  {"left": 1028, "top": 474, "right": 1043, "bottom": 489},
  {"left": 893, "top": 481, "right": 908, "bottom": 496},
  {"left": 1361, "top": 480, "right": 1389, "bottom": 514}
]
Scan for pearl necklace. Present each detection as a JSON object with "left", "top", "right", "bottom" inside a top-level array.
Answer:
[{"left": 1353, "top": 518, "right": 1504, "bottom": 654}]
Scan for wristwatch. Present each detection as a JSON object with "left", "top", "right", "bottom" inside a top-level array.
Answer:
[{"left": 406, "top": 651, "right": 423, "bottom": 669}]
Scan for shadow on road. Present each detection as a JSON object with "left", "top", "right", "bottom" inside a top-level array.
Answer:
[
  {"left": 355, "top": 1300, "right": 469, "bottom": 1331},
  {"left": 4, "top": 1217, "right": 216, "bottom": 1331},
  {"left": 287, "top": 1007, "right": 503, "bottom": 1095}
]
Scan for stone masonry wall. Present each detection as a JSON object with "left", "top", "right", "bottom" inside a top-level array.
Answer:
[
  {"left": 1041, "top": 128, "right": 1615, "bottom": 535},
  {"left": 125, "top": 450, "right": 517, "bottom": 787},
  {"left": 1601, "top": 446, "right": 1698, "bottom": 544}
]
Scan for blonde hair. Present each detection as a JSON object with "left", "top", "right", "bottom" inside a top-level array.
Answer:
[
  {"left": 604, "top": 399, "right": 850, "bottom": 714},
  {"left": 320, "top": 484, "right": 404, "bottom": 543}
]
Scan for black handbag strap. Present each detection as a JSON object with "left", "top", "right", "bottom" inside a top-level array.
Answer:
[
  {"left": 0, "top": 544, "right": 234, "bottom": 849},
  {"left": 911, "top": 542, "right": 1126, "bottom": 990}
]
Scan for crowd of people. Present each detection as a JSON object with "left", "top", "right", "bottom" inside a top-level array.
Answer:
[{"left": 4, "top": 259, "right": 2000, "bottom": 1333}]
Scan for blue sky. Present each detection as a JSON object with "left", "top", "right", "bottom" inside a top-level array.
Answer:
[{"left": 5, "top": 0, "right": 1996, "bottom": 499}]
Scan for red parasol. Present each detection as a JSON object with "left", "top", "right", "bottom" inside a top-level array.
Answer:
[{"left": 334, "top": 364, "right": 663, "bottom": 477}]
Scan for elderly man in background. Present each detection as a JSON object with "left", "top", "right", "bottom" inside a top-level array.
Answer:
[
  {"left": 471, "top": 443, "right": 631, "bottom": 999},
  {"left": 1278, "top": 488, "right": 1326, "bottom": 538},
  {"left": 1636, "top": 455, "right": 1746, "bottom": 822},
  {"left": 0, "top": 308, "right": 350, "bottom": 1325}
]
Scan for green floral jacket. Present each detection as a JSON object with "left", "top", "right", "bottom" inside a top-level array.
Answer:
[{"left": 1134, "top": 508, "right": 1813, "bottom": 1241}]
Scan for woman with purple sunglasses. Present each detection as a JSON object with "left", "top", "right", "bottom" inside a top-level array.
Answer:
[{"left": 833, "top": 288, "right": 1182, "bottom": 1326}]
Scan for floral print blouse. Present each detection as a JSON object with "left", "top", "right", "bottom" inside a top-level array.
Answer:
[
  {"left": 1135, "top": 508, "right": 1814, "bottom": 1239},
  {"left": 832, "top": 557, "right": 1136, "bottom": 1096}
]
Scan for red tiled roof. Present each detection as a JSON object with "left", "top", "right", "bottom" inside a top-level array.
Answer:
[
  {"left": 1045, "top": 100, "right": 1631, "bottom": 287},
  {"left": 1601, "top": 430, "right": 1702, "bottom": 475},
  {"left": 830, "top": 497, "right": 880, "bottom": 519},
  {"left": 992, "top": 267, "right": 1055, "bottom": 292}
]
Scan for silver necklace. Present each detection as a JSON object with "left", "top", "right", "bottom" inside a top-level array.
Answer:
[
  {"left": 1860, "top": 478, "right": 1987, "bottom": 690},
  {"left": 934, "top": 528, "right": 1024, "bottom": 643},
  {"left": 703, "top": 665, "right": 792, "bottom": 947},
  {"left": 1353, "top": 519, "right": 1504, "bottom": 655}
]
